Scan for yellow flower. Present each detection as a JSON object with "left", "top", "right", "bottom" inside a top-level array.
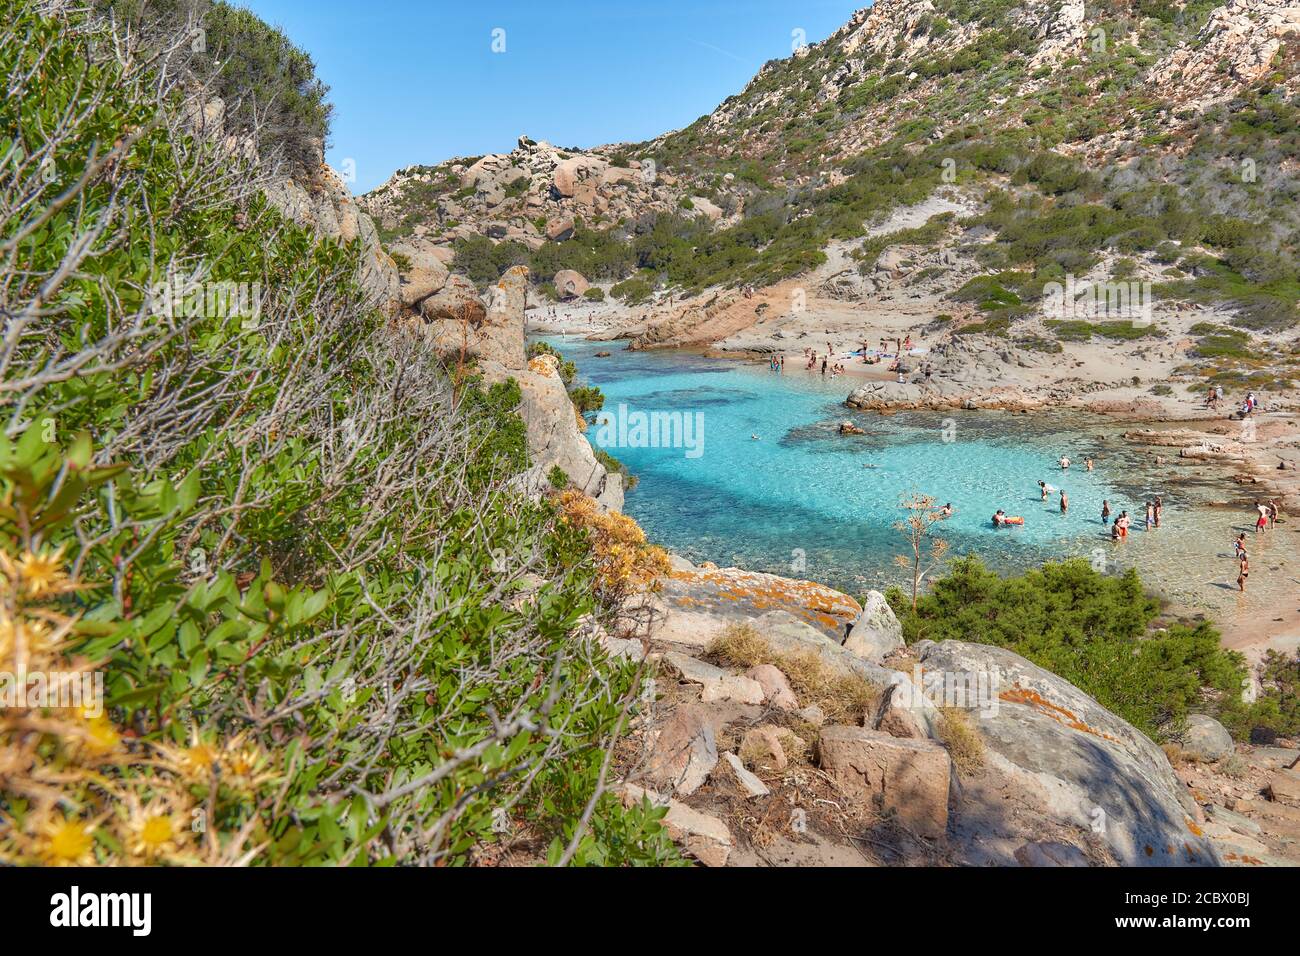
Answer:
[
  {"left": 37, "top": 813, "right": 96, "bottom": 866},
  {"left": 156, "top": 727, "right": 220, "bottom": 782},
  {"left": 15, "top": 546, "right": 69, "bottom": 598},
  {"left": 76, "top": 712, "right": 122, "bottom": 757},
  {"left": 124, "top": 799, "right": 191, "bottom": 861},
  {"left": 221, "top": 734, "right": 276, "bottom": 791}
]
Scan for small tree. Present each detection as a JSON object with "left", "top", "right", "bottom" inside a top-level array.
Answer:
[{"left": 894, "top": 492, "right": 949, "bottom": 611}]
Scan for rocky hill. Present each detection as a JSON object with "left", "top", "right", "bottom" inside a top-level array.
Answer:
[{"left": 361, "top": 0, "right": 1298, "bottom": 326}]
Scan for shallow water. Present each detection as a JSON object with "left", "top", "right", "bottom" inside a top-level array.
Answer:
[{"left": 539, "top": 335, "right": 1296, "bottom": 625}]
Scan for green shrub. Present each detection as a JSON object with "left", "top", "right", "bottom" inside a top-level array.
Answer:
[{"left": 887, "top": 557, "right": 1256, "bottom": 741}]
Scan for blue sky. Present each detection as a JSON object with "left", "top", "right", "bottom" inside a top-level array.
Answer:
[{"left": 240, "top": 1, "right": 866, "bottom": 192}]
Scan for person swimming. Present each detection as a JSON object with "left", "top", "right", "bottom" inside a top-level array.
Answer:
[
  {"left": 1039, "top": 479, "right": 1057, "bottom": 501},
  {"left": 940, "top": 502, "right": 954, "bottom": 517}
]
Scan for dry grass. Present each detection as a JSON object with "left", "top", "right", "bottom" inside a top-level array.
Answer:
[
  {"left": 708, "top": 622, "right": 881, "bottom": 725},
  {"left": 937, "top": 707, "right": 986, "bottom": 775},
  {"left": 1162, "top": 742, "right": 1189, "bottom": 768}
]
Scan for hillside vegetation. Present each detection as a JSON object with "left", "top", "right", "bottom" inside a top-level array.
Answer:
[{"left": 0, "top": 0, "right": 674, "bottom": 866}]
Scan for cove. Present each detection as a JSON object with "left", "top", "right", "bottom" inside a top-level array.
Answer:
[{"left": 537, "top": 335, "right": 1260, "bottom": 606}]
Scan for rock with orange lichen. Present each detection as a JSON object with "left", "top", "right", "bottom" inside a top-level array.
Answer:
[
  {"left": 660, "top": 566, "right": 861, "bottom": 640},
  {"left": 915, "top": 639, "right": 1220, "bottom": 867}
]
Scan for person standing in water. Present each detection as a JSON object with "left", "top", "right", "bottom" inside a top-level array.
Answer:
[
  {"left": 1234, "top": 532, "right": 1247, "bottom": 558},
  {"left": 1238, "top": 550, "right": 1249, "bottom": 592},
  {"left": 1145, "top": 500, "right": 1155, "bottom": 531},
  {"left": 1101, "top": 500, "right": 1111, "bottom": 524},
  {"left": 1153, "top": 496, "right": 1163, "bottom": 527},
  {"left": 1060, "top": 489, "right": 1069, "bottom": 513}
]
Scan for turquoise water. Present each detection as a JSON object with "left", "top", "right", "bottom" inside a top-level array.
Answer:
[
  {"left": 541, "top": 335, "right": 1227, "bottom": 595},
  {"left": 536, "top": 335, "right": 1297, "bottom": 619}
]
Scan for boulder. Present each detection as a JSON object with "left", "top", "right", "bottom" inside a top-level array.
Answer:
[
  {"left": 1179, "top": 714, "right": 1235, "bottom": 762},
  {"left": 718, "top": 751, "right": 770, "bottom": 799},
  {"left": 480, "top": 265, "right": 530, "bottom": 368},
  {"left": 1267, "top": 769, "right": 1300, "bottom": 806},
  {"left": 553, "top": 269, "right": 591, "bottom": 299},
  {"left": 914, "top": 640, "right": 1220, "bottom": 866},
  {"left": 663, "top": 652, "right": 764, "bottom": 705},
  {"left": 739, "top": 725, "right": 788, "bottom": 772},
  {"left": 843, "top": 591, "right": 904, "bottom": 663},
  {"left": 417, "top": 274, "right": 486, "bottom": 326},
  {"left": 390, "top": 240, "right": 449, "bottom": 308},
  {"left": 872, "top": 680, "right": 929, "bottom": 739},
  {"left": 746, "top": 664, "right": 799, "bottom": 710},
  {"left": 622, "top": 785, "right": 732, "bottom": 866},
  {"left": 689, "top": 196, "right": 724, "bottom": 221},
  {"left": 545, "top": 217, "right": 575, "bottom": 241},
  {"left": 645, "top": 703, "right": 718, "bottom": 796},
  {"left": 552, "top": 156, "right": 607, "bottom": 205},
  {"left": 415, "top": 267, "right": 525, "bottom": 370},
  {"left": 816, "top": 725, "right": 951, "bottom": 839},
  {"left": 657, "top": 570, "right": 861, "bottom": 642}
]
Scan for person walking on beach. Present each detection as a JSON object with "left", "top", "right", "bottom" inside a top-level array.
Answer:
[
  {"left": 1060, "top": 489, "right": 1069, "bottom": 513},
  {"left": 1238, "top": 550, "right": 1249, "bottom": 592},
  {"left": 1101, "top": 499, "right": 1111, "bottom": 524}
]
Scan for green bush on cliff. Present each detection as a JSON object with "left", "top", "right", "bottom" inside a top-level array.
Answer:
[
  {"left": 98, "top": 0, "right": 332, "bottom": 171},
  {"left": 0, "top": 1, "right": 675, "bottom": 867},
  {"left": 886, "top": 556, "right": 1268, "bottom": 742}
]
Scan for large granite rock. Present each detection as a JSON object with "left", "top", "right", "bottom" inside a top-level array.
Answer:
[
  {"left": 390, "top": 238, "right": 450, "bottom": 308},
  {"left": 817, "top": 725, "right": 952, "bottom": 839},
  {"left": 914, "top": 640, "right": 1220, "bottom": 866},
  {"left": 553, "top": 269, "right": 590, "bottom": 299},
  {"left": 844, "top": 591, "right": 904, "bottom": 662},
  {"left": 1179, "top": 714, "right": 1235, "bottom": 762}
]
